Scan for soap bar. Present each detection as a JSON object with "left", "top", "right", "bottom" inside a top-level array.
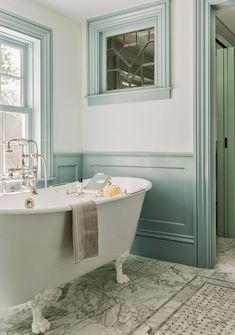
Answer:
[{"left": 102, "top": 184, "right": 121, "bottom": 197}]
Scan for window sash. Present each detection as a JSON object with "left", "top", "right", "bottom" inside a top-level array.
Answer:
[
  {"left": 101, "top": 19, "right": 157, "bottom": 93},
  {"left": 0, "top": 38, "right": 28, "bottom": 108},
  {"left": 0, "top": 35, "right": 31, "bottom": 177}
]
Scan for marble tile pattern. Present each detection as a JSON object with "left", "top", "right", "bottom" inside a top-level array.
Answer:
[{"left": 0, "top": 238, "right": 235, "bottom": 335}]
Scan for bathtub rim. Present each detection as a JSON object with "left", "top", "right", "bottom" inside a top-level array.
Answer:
[{"left": 0, "top": 177, "right": 152, "bottom": 215}]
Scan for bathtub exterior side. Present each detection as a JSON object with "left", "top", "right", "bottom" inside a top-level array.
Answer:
[{"left": 0, "top": 192, "right": 145, "bottom": 308}]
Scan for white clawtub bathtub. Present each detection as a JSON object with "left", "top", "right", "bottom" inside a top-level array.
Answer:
[{"left": 0, "top": 176, "right": 151, "bottom": 333}]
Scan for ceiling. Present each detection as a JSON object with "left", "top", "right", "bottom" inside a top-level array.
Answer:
[
  {"left": 31, "top": 1, "right": 235, "bottom": 34},
  {"left": 32, "top": 0, "right": 155, "bottom": 21},
  {"left": 216, "top": 6, "right": 235, "bottom": 34}
]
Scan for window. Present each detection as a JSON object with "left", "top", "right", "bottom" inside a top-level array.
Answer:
[
  {"left": 0, "top": 11, "right": 52, "bottom": 179},
  {"left": 87, "top": 0, "right": 170, "bottom": 105}
]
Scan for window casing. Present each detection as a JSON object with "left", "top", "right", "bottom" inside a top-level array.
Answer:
[{"left": 87, "top": 0, "right": 171, "bottom": 105}]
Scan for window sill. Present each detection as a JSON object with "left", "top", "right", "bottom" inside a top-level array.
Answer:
[{"left": 86, "top": 87, "right": 171, "bottom": 106}]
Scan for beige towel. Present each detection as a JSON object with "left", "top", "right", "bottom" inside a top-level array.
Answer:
[{"left": 71, "top": 199, "right": 98, "bottom": 264}]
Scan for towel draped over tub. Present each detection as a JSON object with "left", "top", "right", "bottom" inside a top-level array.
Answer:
[{"left": 71, "top": 199, "right": 98, "bottom": 263}]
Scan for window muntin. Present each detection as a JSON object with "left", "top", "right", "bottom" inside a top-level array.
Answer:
[{"left": 107, "top": 27, "right": 155, "bottom": 90}]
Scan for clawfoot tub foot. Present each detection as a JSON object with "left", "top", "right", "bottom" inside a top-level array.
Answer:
[
  {"left": 28, "top": 288, "right": 62, "bottom": 334},
  {"left": 115, "top": 250, "right": 130, "bottom": 284}
]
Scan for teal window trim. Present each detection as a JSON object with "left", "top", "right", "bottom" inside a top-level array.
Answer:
[
  {"left": 87, "top": 0, "right": 171, "bottom": 105},
  {"left": 0, "top": 10, "right": 53, "bottom": 177}
]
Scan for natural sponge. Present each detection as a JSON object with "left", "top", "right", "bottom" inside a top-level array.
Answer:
[{"left": 102, "top": 184, "right": 122, "bottom": 197}]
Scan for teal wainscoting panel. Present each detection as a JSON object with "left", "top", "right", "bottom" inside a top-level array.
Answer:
[
  {"left": 54, "top": 153, "right": 83, "bottom": 185},
  {"left": 83, "top": 152, "right": 195, "bottom": 266}
]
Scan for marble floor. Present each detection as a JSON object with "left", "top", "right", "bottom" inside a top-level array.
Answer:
[{"left": 1, "top": 237, "right": 235, "bottom": 335}]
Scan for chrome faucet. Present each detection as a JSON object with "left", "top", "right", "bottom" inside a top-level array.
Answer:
[{"left": 5, "top": 138, "right": 48, "bottom": 195}]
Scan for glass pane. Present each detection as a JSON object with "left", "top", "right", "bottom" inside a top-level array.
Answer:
[
  {"left": 5, "top": 112, "right": 26, "bottom": 171},
  {"left": 137, "top": 29, "right": 149, "bottom": 46},
  {"left": 0, "top": 44, "right": 22, "bottom": 77},
  {"left": 120, "top": 45, "right": 140, "bottom": 65},
  {"left": 124, "top": 32, "right": 136, "bottom": 46},
  {"left": 114, "top": 35, "right": 124, "bottom": 51},
  {"left": 107, "top": 37, "right": 114, "bottom": 50},
  {"left": 142, "top": 65, "right": 154, "bottom": 85},
  {"left": 106, "top": 27, "right": 155, "bottom": 90},
  {"left": 144, "top": 41, "right": 154, "bottom": 64},
  {"left": 107, "top": 71, "right": 118, "bottom": 90},
  {"left": 0, "top": 75, "right": 22, "bottom": 106},
  {"left": 107, "top": 49, "right": 118, "bottom": 70}
]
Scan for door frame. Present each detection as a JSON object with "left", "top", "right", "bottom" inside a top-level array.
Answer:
[{"left": 195, "top": 0, "right": 235, "bottom": 268}]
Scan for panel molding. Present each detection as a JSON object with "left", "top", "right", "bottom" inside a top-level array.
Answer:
[
  {"left": 52, "top": 151, "right": 195, "bottom": 265},
  {"left": 136, "top": 228, "right": 194, "bottom": 244},
  {"left": 83, "top": 151, "right": 193, "bottom": 157},
  {"left": 83, "top": 151, "right": 195, "bottom": 266},
  {"left": 53, "top": 153, "right": 83, "bottom": 185}
]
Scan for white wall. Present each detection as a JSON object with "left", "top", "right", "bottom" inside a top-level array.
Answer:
[
  {"left": 82, "top": 0, "right": 194, "bottom": 153},
  {"left": 0, "top": 0, "right": 194, "bottom": 154},
  {"left": 0, "top": 0, "right": 82, "bottom": 153}
]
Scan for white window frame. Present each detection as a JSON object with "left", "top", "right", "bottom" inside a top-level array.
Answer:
[{"left": 0, "top": 10, "right": 53, "bottom": 177}]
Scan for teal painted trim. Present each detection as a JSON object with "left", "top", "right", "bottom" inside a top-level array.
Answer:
[
  {"left": 41, "top": 27, "right": 53, "bottom": 179},
  {"left": 216, "top": 17, "right": 235, "bottom": 47},
  {"left": 136, "top": 228, "right": 194, "bottom": 244},
  {"left": 195, "top": 0, "right": 232, "bottom": 268},
  {"left": 87, "top": 87, "right": 171, "bottom": 105},
  {"left": 196, "top": 0, "right": 214, "bottom": 269},
  {"left": 132, "top": 235, "right": 195, "bottom": 266},
  {"left": 83, "top": 151, "right": 195, "bottom": 265},
  {"left": 83, "top": 151, "right": 193, "bottom": 157},
  {"left": 53, "top": 153, "right": 83, "bottom": 185},
  {"left": 87, "top": 0, "right": 171, "bottom": 105},
  {"left": 216, "top": 49, "right": 225, "bottom": 237},
  {"left": 0, "top": 10, "right": 53, "bottom": 178},
  {"left": 227, "top": 48, "right": 235, "bottom": 237}
]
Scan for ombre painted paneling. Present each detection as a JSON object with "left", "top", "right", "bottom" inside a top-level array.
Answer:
[
  {"left": 53, "top": 153, "right": 83, "bottom": 185},
  {"left": 83, "top": 152, "right": 196, "bottom": 266}
]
